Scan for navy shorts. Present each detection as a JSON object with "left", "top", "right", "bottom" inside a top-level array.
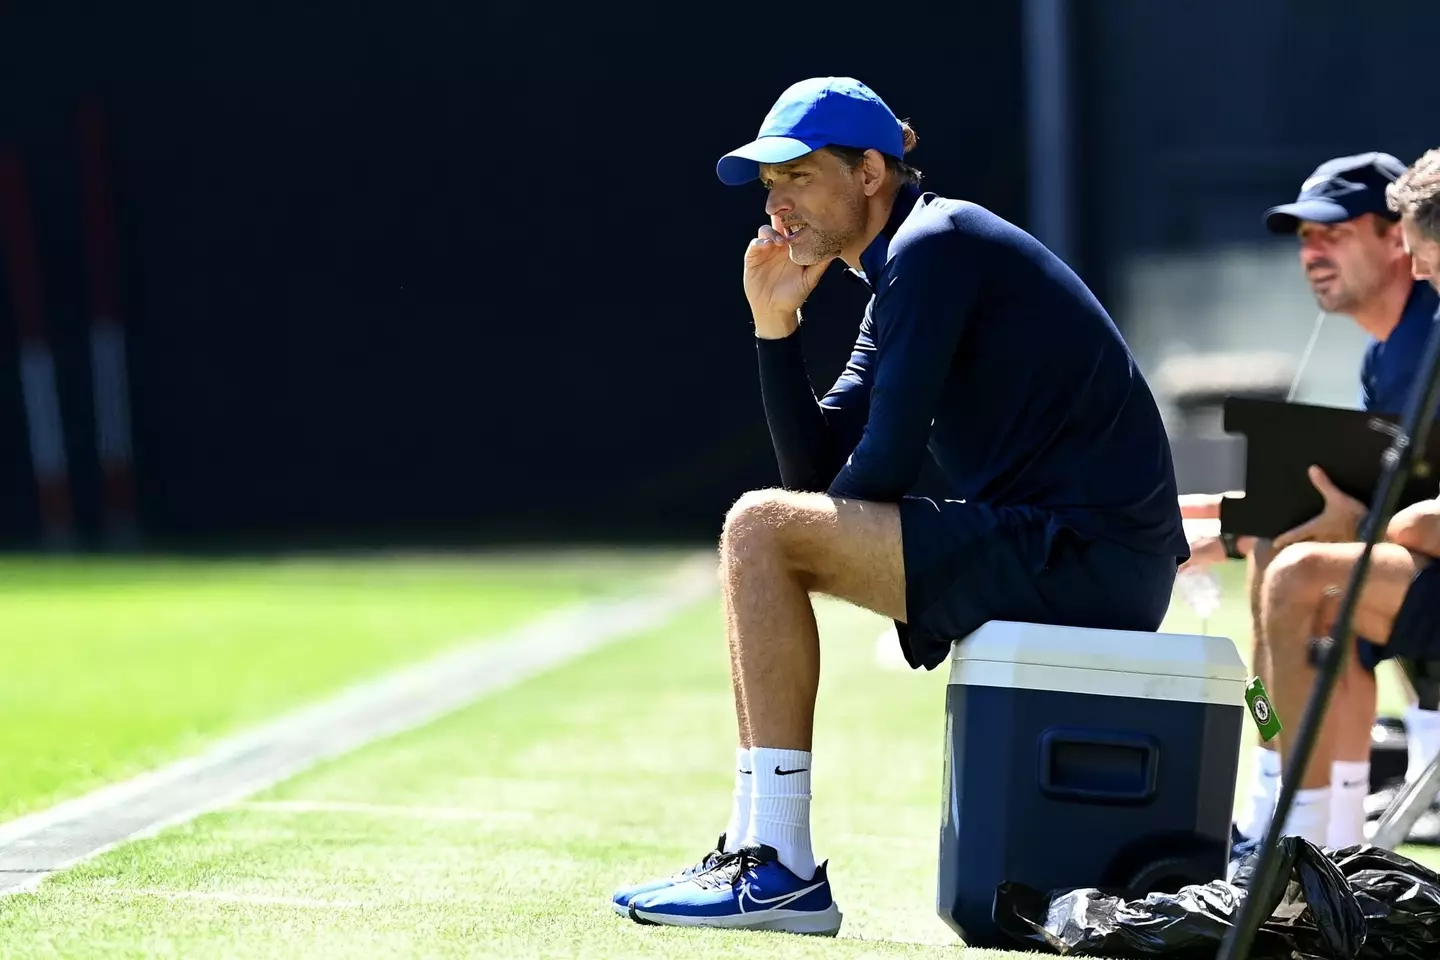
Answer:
[
  {"left": 1358, "top": 561, "right": 1440, "bottom": 671},
  {"left": 894, "top": 497, "right": 1179, "bottom": 671}
]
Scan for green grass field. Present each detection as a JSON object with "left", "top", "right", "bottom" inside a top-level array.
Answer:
[
  {"left": 0, "top": 554, "right": 1436, "bottom": 958},
  {"left": 0, "top": 552, "right": 683, "bottom": 821}
]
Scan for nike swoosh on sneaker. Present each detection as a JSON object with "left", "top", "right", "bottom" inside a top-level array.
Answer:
[{"left": 736, "top": 879, "right": 826, "bottom": 914}]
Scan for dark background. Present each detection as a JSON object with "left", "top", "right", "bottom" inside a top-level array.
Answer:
[{"left": 2, "top": 1, "right": 1437, "bottom": 550}]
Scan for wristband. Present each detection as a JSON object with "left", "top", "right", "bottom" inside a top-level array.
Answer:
[{"left": 1220, "top": 531, "right": 1244, "bottom": 560}]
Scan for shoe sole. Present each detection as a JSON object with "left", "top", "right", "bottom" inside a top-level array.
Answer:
[{"left": 628, "top": 901, "right": 842, "bottom": 936}]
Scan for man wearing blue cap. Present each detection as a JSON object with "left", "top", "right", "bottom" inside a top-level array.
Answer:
[
  {"left": 1178, "top": 152, "right": 1440, "bottom": 852},
  {"left": 1268, "top": 153, "right": 1439, "bottom": 418},
  {"left": 613, "top": 77, "right": 1189, "bottom": 935}
]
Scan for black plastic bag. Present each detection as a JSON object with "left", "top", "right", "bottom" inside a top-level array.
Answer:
[
  {"left": 1331, "top": 845, "right": 1440, "bottom": 958},
  {"left": 993, "top": 837, "right": 1440, "bottom": 958}
]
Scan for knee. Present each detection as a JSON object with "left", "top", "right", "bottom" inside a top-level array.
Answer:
[
  {"left": 722, "top": 489, "right": 793, "bottom": 557},
  {"left": 1263, "top": 546, "right": 1331, "bottom": 623}
]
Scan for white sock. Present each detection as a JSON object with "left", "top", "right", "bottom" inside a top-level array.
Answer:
[
  {"left": 1405, "top": 705, "right": 1440, "bottom": 783},
  {"left": 1328, "top": 761, "right": 1369, "bottom": 849},
  {"left": 1281, "top": 786, "right": 1331, "bottom": 847},
  {"left": 744, "top": 746, "right": 816, "bottom": 881},
  {"left": 722, "top": 748, "right": 753, "bottom": 853},
  {"left": 1236, "top": 746, "right": 1282, "bottom": 841}
]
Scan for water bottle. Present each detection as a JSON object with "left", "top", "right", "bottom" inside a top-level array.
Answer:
[{"left": 1174, "top": 567, "right": 1221, "bottom": 634}]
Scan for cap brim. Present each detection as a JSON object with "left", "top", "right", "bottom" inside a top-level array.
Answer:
[
  {"left": 715, "top": 136, "right": 823, "bottom": 185},
  {"left": 1263, "top": 199, "right": 1353, "bottom": 234}
]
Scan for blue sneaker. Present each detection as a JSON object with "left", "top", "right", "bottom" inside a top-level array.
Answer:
[
  {"left": 627, "top": 843, "right": 842, "bottom": 936},
  {"left": 610, "top": 834, "right": 727, "bottom": 915},
  {"left": 1226, "top": 823, "right": 1264, "bottom": 882},
  {"left": 1230, "top": 822, "right": 1261, "bottom": 859}
]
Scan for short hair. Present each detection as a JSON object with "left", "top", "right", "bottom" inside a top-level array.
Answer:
[
  {"left": 1386, "top": 149, "right": 1440, "bottom": 243},
  {"left": 826, "top": 121, "right": 924, "bottom": 187}
]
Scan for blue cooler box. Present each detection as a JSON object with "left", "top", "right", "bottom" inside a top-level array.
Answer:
[{"left": 935, "top": 620, "right": 1246, "bottom": 948}]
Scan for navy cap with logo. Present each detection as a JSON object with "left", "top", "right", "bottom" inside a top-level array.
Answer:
[
  {"left": 1263, "top": 152, "right": 1408, "bottom": 234},
  {"left": 716, "top": 77, "right": 903, "bottom": 186}
]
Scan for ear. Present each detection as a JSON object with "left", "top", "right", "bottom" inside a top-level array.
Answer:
[
  {"left": 1423, "top": 237, "right": 1440, "bottom": 272},
  {"left": 1381, "top": 219, "right": 1409, "bottom": 260},
  {"left": 1388, "top": 221, "right": 1407, "bottom": 252},
  {"left": 860, "top": 149, "right": 887, "bottom": 197}
]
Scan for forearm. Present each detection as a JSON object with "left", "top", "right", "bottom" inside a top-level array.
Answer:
[
  {"left": 1178, "top": 491, "right": 1243, "bottom": 520},
  {"left": 827, "top": 426, "right": 921, "bottom": 503},
  {"left": 756, "top": 333, "right": 846, "bottom": 492}
]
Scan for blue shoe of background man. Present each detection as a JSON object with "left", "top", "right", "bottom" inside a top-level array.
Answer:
[
  {"left": 1227, "top": 822, "right": 1265, "bottom": 881},
  {"left": 1230, "top": 822, "right": 1259, "bottom": 857},
  {"left": 610, "top": 834, "right": 727, "bottom": 915},
  {"left": 627, "top": 843, "right": 842, "bottom": 936}
]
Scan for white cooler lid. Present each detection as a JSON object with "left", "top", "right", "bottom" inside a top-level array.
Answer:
[{"left": 947, "top": 621, "right": 1248, "bottom": 704}]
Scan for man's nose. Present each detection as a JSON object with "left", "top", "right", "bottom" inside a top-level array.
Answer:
[{"left": 764, "top": 193, "right": 792, "bottom": 219}]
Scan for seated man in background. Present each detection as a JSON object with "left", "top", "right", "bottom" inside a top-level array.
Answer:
[
  {"left": 1180, "top": 152, "right": 1440, "bottom": 847},
  {"left": 1259, "top": 482, "right": 1440, "bottom": 849}
]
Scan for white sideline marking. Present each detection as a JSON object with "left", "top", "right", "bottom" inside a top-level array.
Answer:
[
  {"left": 0, "top": 555, "right": 716, "bottom": 896},
  {"left": 234, "top": 800, "right": 534, "bottom": 823}
]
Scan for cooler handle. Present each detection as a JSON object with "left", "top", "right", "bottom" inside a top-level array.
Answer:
[{"left": 1036, "top": 727, "right": 1160, "bottom": 805}]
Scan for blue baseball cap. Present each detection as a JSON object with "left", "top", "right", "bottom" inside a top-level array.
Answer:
[
  {"left": 1263, "top": 152, "right": 1408, "bottom": 234},
  {"left": 715, "top": 77, "right": 904, "bottom": 186}
]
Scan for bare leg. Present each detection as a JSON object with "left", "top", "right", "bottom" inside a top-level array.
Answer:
[
  {"left": 720, "top": 489, "right": 905, "bottom": 752},
  {"left": 720, "top": 557, "right": 752, "bottom": 748},
  {"left": 619, "top": 491, "right": 904, "bottom": 928},
  {"left": 1314, "top": 593, "right": 1381, "bottom": 765},
  {"left": 1233, "top": 540, "right": 1286, "bottom": 841},
  {"left": 1262, "top": 542, "right": 1422, "bottom": 789},
  {"left": 1247, "top": 539, "right": 1277, "bottom": 692}
]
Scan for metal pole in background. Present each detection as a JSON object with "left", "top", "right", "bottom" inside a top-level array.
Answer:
[
  {"left": 1022, "top": 0, "right": 1073, "bottom": 266},
  {"left": 0, "top": 148, "right": 75, "bottom": 550},
  {"left": 77, "top": 97, "right": 141, "bottom": 549}
]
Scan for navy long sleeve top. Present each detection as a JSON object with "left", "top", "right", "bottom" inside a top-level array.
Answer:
[
  {"left": 756, "top": 184, "right": 1189, "bottom": 562},
  {"left": 1360, "top": 280, "right": 1440, "bottom": 414}
]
